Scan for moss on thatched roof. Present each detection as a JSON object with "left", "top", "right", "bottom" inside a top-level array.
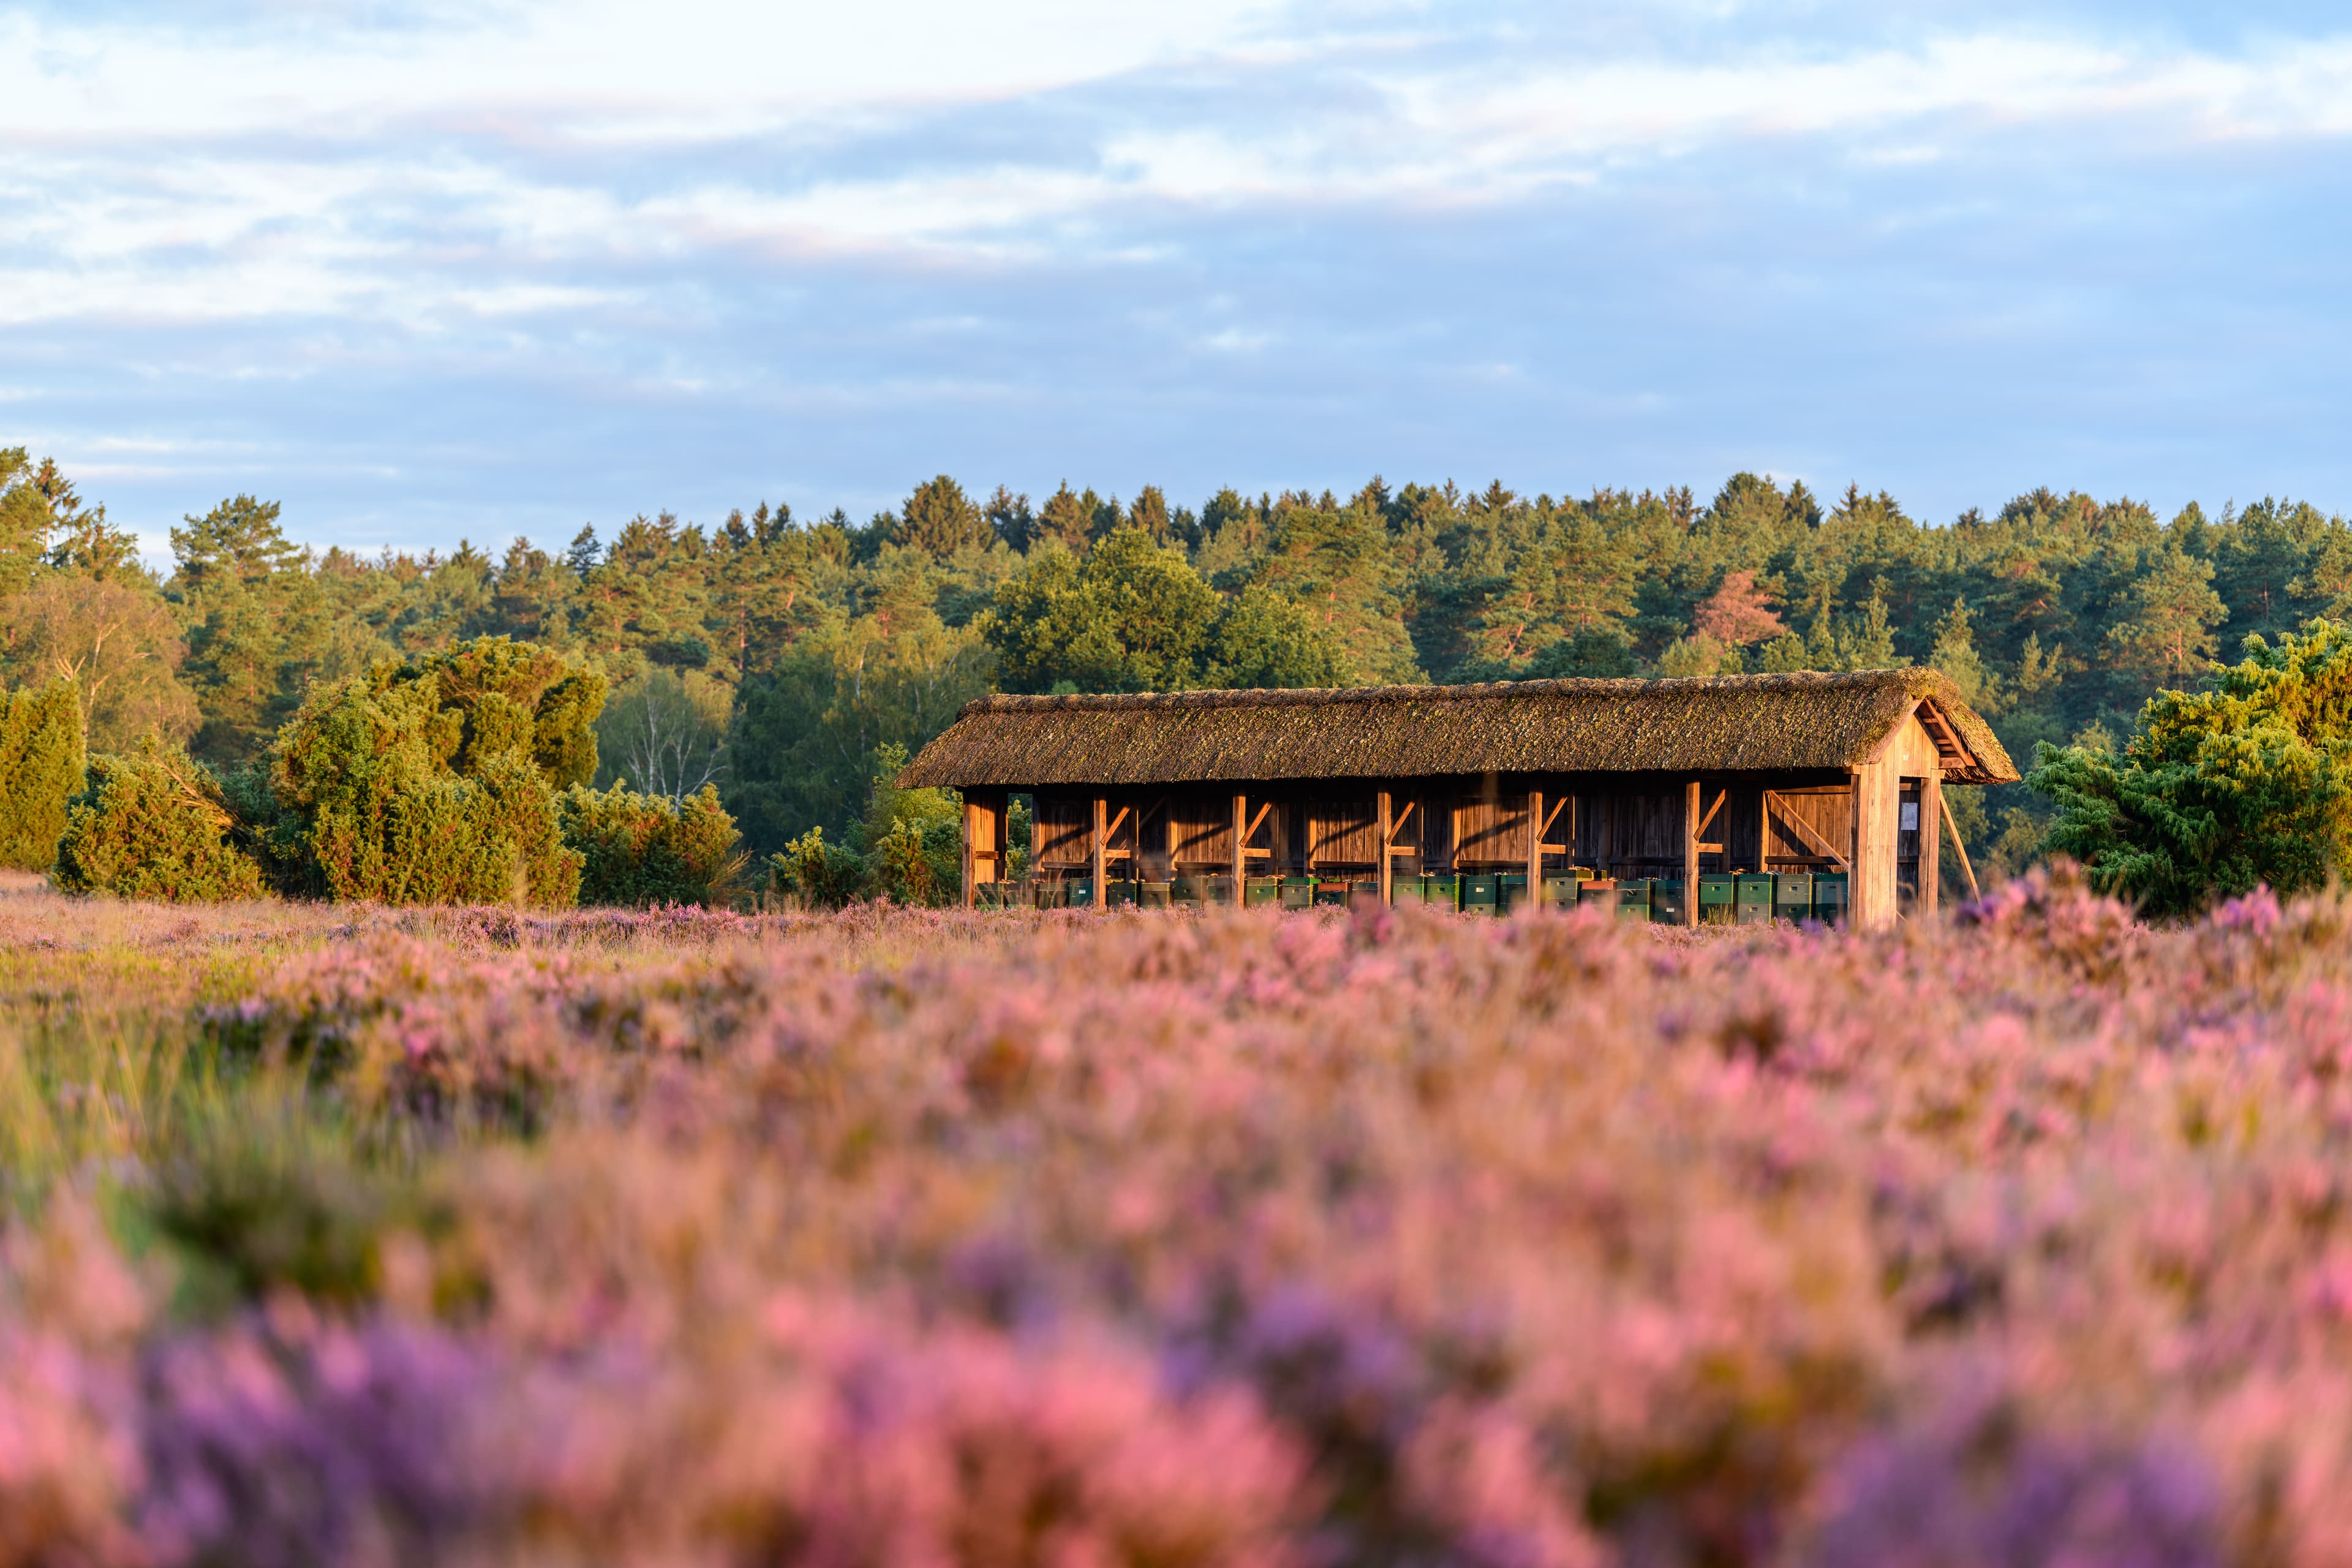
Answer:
[{"left": 898, "top": 668, "right": 2019, "bottom": 790}]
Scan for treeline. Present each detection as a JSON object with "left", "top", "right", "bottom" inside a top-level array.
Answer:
[{"left": 6, "top": 445, "right": 2346, "bottom": 889}]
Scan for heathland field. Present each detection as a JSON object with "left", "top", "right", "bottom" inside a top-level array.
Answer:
[{"left": 2, "top": 876, "right": 2349, "bottom": 1565}]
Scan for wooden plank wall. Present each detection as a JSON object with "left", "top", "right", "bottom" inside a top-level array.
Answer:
[
  {"left": 1306, "top": 798, "right": 1380, "bottom": 867},
  {"left": 1034, "top": 796, "right": 1092, "bottom": 866},
  {"left": 1761, "top": 786, "right": 1853, "bottom": 870},
  {"left": 1170, "top": 795, "right": 1235, "bottom": 867},
  {"left": 1573, "top": 791, "right": 1683, "bottom": 876},
  {"left": 1453, "top": 794, "right": 1530, "bottom": 865}
]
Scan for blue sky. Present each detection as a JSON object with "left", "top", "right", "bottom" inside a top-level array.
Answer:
[{"left": 4, "top": 1, "right": 2350, "bottom": 560}]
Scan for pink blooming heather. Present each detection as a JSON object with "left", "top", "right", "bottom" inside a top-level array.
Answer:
[{"left": 21, "top": 865, "right": 2352, "bottom": 1559}]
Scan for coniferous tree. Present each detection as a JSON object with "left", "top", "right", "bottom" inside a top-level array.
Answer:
[
  {"left": 2035, "top": 620, "right": 2352, "bottom": 917},
  {"left": 0, "top": 678, "right": 85, "bottom": 870},
  {"left": 268, "top": 638, "right": 597, "bottom": 906},
  {"left": 895, "top": 475, "right": 992, "bottom": 556},
  {"left": 170, "top": 495, "right": 328, "bottom": 763}
]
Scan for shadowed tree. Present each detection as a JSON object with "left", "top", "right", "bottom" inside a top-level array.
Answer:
[{"left": 895, "top": 475, "right": 992, "bottom": 556}]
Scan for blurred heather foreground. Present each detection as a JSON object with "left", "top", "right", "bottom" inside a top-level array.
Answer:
[{"left": 8, "top": 871, "right": 2352, "bottom": 1566}]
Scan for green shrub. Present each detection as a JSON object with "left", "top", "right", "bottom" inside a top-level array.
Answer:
[
  {"left": 770, "top": 826, "right": 865, "bottom": 908},
  {"left": 270, "top": 637, "right": 597, "bottom": 907},
  {"left": 2034, "top": 619, "right": 2352, "bottom": 918},
  {"left": 0, "top": 677, "right": 85, "bottom": 871},
  {"left": 405, "top": 635, "right": 609, "bottom": 786},
  {"left": 55, "top": 742, "right": 266, "bottom": 902},
  {"left": 859, "top": 742, "right": 962, "bottom": 906},
  {"left": 869, "top": 815, "right": 962, "bottom": 905},
  {"left": 560, "top": 781, "right": 744, "bottom": 906}
]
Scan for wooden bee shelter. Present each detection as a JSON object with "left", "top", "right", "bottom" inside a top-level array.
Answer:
[{"left": 900, "top": 669, "right": 2018, "bottom": 930}]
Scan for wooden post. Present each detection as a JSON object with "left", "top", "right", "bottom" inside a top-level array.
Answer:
[
  {"left": 1851, "top": 763, "right": 1899, "bottom": 930},
  {"left": 1526, "top": 790, "right": 1542, "bottom": 912},
  {"left": 1919, "top": 771, "right": 1942, "bottom": 918},
  {"left": 1378, "top": 790, "right": 1393, "bottom": 905},
  {"left": 1231, "top": 793, "right": 1246, "bottom": 894},
  {"left": 1683, "top": 778, "right": 1701, "bottom": 928},
  {"left": 1850, "top": 767, "right": 1863, "bottom": 887},
  {"left": 962, "top": 796, "right": 979, "bottom": 908},
  {"left": 1091, "top": 796, "right": 1109, "bottom": 911}
]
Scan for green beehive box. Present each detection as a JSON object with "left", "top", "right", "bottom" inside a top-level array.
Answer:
[
  {"left": 1813, "top": 872, "right": 1849, "bottom": 924},
  {"left": 1107, "top": 880, "right": 1139, "bottom": 908},
  {"left": 1463, "top": 872, "right": 1499, "bottom": 914},
  {"left": 1280, "top": 876, "right": 1314, "bottom": 910},
  {"left": 1202, "top": 875, "right": 1238, "bottom": 907},
  {"left": 1141, "top": 881, "right": 1172, "bottom": 909},
  {"left": 1650, "top": 877, "right": 1686, "bottom": 924},
  {"left": 1067, "top": 878, "right": 1095, "bottom": 909},
  {"left": 1244, "top": 876, "right": 1281, "bottom": 908},
  {"left": 1170, "top": 876, "right": 1204, "bottom": 907},
  {"left": 1697, "top": 873, "right": 1735, "bottom": 925},
  {"left": 1578, "top": 876, "right": 1618, "bottom": 911},
  {"left": 1540, "top": 874, "right": 1581, "bottom": 909},
  {"left": 1735, "top": 873, "right": 1773, "bottom": 925},
  {"left": 1497, "top": 872, "right": 1531, "bottom": 915},
  {"left": 1773, "top": 873, "right": 1812, "bottom": 921},
  {"left": 1311, "top": 878, "right": 1348, "bottom": 907},
  {"left": 1616, "top": 878, "right": 1651, "bottom": 921},
  {"left": 1425, "top": 873, "right": 1462, "bottom": 910}
]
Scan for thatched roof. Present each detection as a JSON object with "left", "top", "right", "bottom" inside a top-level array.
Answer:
[{"left": 899, "top": 669, "right": 2019, "bottom": 790}]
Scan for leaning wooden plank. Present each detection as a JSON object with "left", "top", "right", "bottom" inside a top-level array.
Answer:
[{"left": 1939, "top": 788, "right": 1980, "bottom": 900}]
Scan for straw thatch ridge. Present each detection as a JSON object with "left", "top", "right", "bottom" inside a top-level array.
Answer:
[{"left": 897, "top": 668, "right": 2020, "bottom": 789}]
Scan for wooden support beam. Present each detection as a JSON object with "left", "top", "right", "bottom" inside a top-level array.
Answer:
[
  {"left": 1093, "top": 796, "right": 1109, "bottom": 913},
  {"left": 962, "top": 797, "right": 980, "bottom": 908},
  {"left": 1683, "top": 779, "right": 1701, "bottom": 928},
  {"left": 1849, "top": 769, "right": 1863, "bottom": 902},
  {"left": 1378, "top": 790, "right": 1393, "bottom": 905},
  {"left": 1537, "top": 794, "right": 1567, "bottom": 842},
  {"left": 1694, "top": 787, "right": 1728, "bottom": 842},
  {"left": 1919, "top": 772, "right": 1941, "bottom": 918},
  {"left": 1231, "top": 794, "right": 1246, "bottom": 892},
  {"left": 1851, "top": 764, "right": 1900, "bottom": 930},
  {"left": 1526, "top": 790, "right": 1542, "bottom": 908},
  {"left": 1940, "top": 785, "right": 1980, "bottom": 900},
  {"left": 1392, "top": 799, "right": 1418, "bottom": 837}
]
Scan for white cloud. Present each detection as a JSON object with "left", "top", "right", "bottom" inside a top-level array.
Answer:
[
  {"left": 0, "top": 1, "right": 1289, "bottom": 137},
  {"left": 5, "top": 7, "right": 2352, "bottom": 331}
]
